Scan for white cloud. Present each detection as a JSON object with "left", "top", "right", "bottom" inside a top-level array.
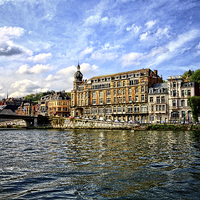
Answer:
[
  {"left": 121, "top": 52, "right": 143, "bottom": 67},
  {"left": 196, "top": 42, "right": 200, "bottom": 49},
  {"left": 90, "top": 43, "right": 119, "bottom": 60},
  {"left": 155, "top": 27, "right": 170, "bottom": 39},
  {"left": 44, "top": 63, "right": 99, "bottom": 84},
  {"left": 145, "top": 20, "right": 156, "bottom": 29},
  {"left": 79, "top": 47, "right": 93, "bottom": 59},
  {"left": 140, "top": 32, "right": 149, "bottom": 41},
  {"left": 9, "top": 79, "right": 41, "bottom": 97},
  {"left": 0, "top": 26, "right": 30, "bottom": 56},
  {"left": 0, "top": 93, "right": 6, "bottom": 99},
  {"left": 91, "top": 51, "right": 118, "bottom": 60},
  {"left": 56, "top": 65, "right": 77, "bottom": 75},
  {"left": 80, "top": 63, "right": 98, "bottom": 73},
  {"left": 28, "top": 53, "right": 52, "bottom": 63},
  {"left": 126, "top": 24, "right": 141, "bottom": 34},
  {"left": 151, "top": 29, "right": 200, "bottom": 66},
  {"left": 16, "top": 64, "right": 52, "bottom": 74},
  {"left": 0, "top": 26, "right": 24, "bottom": 38},
  {"left": 121, "top": 47, "right": 168, "bottom": 67}
]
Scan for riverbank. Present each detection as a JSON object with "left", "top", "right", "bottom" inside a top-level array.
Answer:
[{"left": 0, "top": 119, "right": 200, "bottom": 131}]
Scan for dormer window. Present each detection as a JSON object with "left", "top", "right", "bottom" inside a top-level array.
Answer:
[
  {"left": 101, "top": 78, "right": 105, "bottom": 82},
  {"left": 115, "top": 76, "right": 120, "bottom": 80},
  {"left": 122, "top": 75, "right": 127, "bottom": 79}
]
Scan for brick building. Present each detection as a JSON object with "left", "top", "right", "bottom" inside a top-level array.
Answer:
[{"left": 71, "top": 64, "right": 162, "bottom": 122}]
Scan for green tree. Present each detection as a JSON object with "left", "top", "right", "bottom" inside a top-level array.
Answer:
[
  {"left": 191, "top": 69, "right": 200, "bottom": 85},
  {"left": 188, "top": 96, "right": 200, "bottom": 122},
  {"left": 182, "top": 70, "right": 194, "bottom": 80}
]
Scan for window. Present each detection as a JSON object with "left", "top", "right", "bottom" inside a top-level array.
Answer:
[
  {"left": 123, "top": 96, "right": 126, "bottom": 103},
  {"left": 162, "top": 105, "right": 165, "bottom": 111},
  {"left": 123, "top": 89, "right": 125, "bottom": 95},
  {"left": 118, "top": 89, "right": 121, "bottom": 95},
  {"left": 117, "top": 82, "right": 121, "bottom": 87},
  {"left": 113, "top": 90, "right": 116, "bottom": 95},
  {"left": 141, "top": 105, "right": 147, "bottom": 113},
  {"left": 141, "top": 95, "right": 144, "bottom": 101},
  {"left": 135, "top": 96, "right": 138, "bottom": 102},
  {"left": 156, "top": 97, "right": 160, "bottom": 103},
  {"left": 128, "top": 88, "right": 132, "bottom": 94},
  {"left": 150, "top": 115, "right": 154, "bottom": 122},
  {"left": 187, "top": 90, "right": 191, "bottom": 96},
  {"left": 127, "top": 106, "right": 133, "bottom": 113},
  {"left": 92, "top": 92, "right": 96, "bottom": 98},
  {"left": 99, "top": 98, "right": 103, "bottom": 104},
  {"left": 107, "top": 98, "right": 111, "bottom": 104},
  {"left": 117, "top": 106, "right": 121, "bottom": 113},
  {"left": 99, "top": 91, "right": 103, "bottom": 97},
  {"left": 114, "top": 97, "right": 116, "bottom": 103},
  {"left": 182, "top": 111, "right": 185, "bottom": 118},
  {"left": 135, "top": 87, "right": 138, "bottom": 94},
  {"left": 141, "top": 86, "right": 144, "bottom": 93},
  {"left": 181, "top": 100, "right": 185, "bottom": 106},
  {"left": 91, "top": 108, "right": 97, "bottom": 114},
  {"left": 171, "top": 111, "right": 179, "bottom": 118},
  {"left": 134, "top": 106, "right": 139, "bottom": 113},
  {"left": 173, "top": 90, "right": 176, "bottom": 97},
  {"left": 92, "top": 99, "right": 96, "bottom": 105},
  {"left": 150, "top": 97, "right": 153, "bottom": 102},
  {"left": 113, "top": 107, "right": 116, "bottom": 112},
  {"left": 107, "top": 90, "right": 111, "bottom": 96},
  {"left": 161, "top": 96, "right": 165, "bottom": 103},
  {"left": 114, "top": 82, "right": 116, "bottom": 87},
  {"left": 173, "top": 82, "right": 176, "bottom": 87},
  {"left": 118, "top": 97, "right": 122, "bottom": 103},
  {"left": 129, "top": 96, "right": 132, "bottom": 102},
  {"left": 123, "top": 106, "right": 126, "bottom": 112},
  {"left": 123, "top": 81, "right": 125, "bottom": 86},
  {"left": 181, "top": 90, "right": 184, "bottom": 97},
  {"left": 151, "top": 105, "right": 154, "bottom": 111},
  {"left": 172, "top": 100, "right": 176, "bottom": 107}
]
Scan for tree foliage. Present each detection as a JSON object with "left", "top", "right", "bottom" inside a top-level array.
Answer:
[
  {"left": 182, "top": 70, "right": 194, "bottom": 80},
  {"left": 190, "top": 69, "right": 200, "bottom": 85},
  {"left": 188, "top": 96, "right": 200, "bottom": 122}
]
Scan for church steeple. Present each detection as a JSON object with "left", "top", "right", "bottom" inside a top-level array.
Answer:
[{"left": 73, "top": 63, "right": 83, "bottom": 89}]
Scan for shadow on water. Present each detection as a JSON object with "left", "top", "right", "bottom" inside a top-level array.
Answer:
[{"left": 0, "top": 129, "right": 200, "bottom": 199}]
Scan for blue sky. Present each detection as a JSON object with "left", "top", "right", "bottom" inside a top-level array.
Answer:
[{"left": 0, "top": 0, "right": 200, "bottom": 98}]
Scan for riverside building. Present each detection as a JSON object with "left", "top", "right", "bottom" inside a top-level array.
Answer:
[
  {"left": 71, "top": 63, "right": 162, "bottom": 122},
  {"left": 148, "top": 83, "right": 169, "bottom": 124},
  {"left": 168, "top": 76, "right": 199, "bottom": 123}
]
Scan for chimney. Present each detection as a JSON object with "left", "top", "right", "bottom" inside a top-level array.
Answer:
[{"left": 154, "top": 70, "right": 157, "bottom": 76}]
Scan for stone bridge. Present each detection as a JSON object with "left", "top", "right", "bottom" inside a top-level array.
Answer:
[{"left": 0, "top": 114, "right": 51, "bottom": 128}]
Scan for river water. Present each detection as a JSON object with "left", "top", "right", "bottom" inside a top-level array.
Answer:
[{"left": 0, "top": 129, "right": 200, "bottom": 200}]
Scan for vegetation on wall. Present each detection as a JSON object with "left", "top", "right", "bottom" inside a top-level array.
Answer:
[{"left": 188, "top": 96, "right": 200, "bottom": 122}]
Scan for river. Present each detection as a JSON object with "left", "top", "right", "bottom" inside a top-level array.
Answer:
[{"left": 0, "top": 129, "right": 200, "bottom": 199}]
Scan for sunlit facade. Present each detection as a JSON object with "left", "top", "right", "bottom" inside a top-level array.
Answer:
[{"left": 71, "top": 64, "right": 162, "bottom": 122}]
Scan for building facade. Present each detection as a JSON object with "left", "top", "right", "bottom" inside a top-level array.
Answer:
[
  {"left": 168, "top": 76, "right": 199, "bottom": 123},
  {"left": 48, "top": 91, "right": 71, "bottom": 117},
  {"left": 148, "top": 83, "right": 169, "bottom": 123},
  {"left": 71, "top": 64, "right": 163, "bottom": 122}
]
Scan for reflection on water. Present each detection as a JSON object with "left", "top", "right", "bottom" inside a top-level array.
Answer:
[{"left": 0, "top": 129, "right": 200, "bottom": 199}]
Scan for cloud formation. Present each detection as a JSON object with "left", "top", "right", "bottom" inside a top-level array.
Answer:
[
  {"left": 0, "top": 26, "right": 29, "bottom": 56},
  {"left": 28, "top": 53, "right": 52, "bottom": 63},
  {"left": 16, "top": 64, "right": 52, "bottom": 74}
]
